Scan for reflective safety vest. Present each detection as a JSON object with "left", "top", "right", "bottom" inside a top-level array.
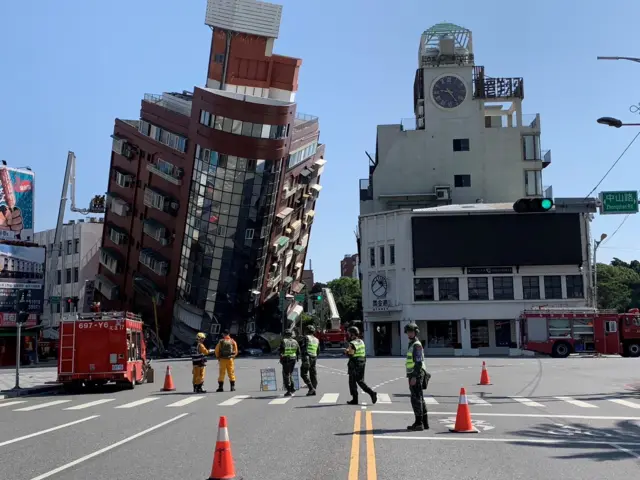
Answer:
[
  {"left": 406, "top": 340, "right": 425, "bottom": 375},
  {"left": 351, "top": 339, "right": 366, "bottom": 358},
  {"left": 192, "top": 343, "right": 207, "bottom": 367},
  {"left": 305, "top": 335, "right": 319, "bottom": 357},
  {"left": 283, "top": 338, "right": 298, "bottom": 359}
]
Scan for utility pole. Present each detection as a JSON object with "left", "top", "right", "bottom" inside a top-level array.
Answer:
[
  {"left": 593, "top": 233, "right": 608, "bottom": 308},
  {"left": 12, "top": 289, "right": 30, "bottom": 391}
]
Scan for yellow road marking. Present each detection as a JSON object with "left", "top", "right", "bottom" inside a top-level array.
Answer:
[
  {"left": 365, "top": 411, "right": 377, "bottom": 480},
  {"left": 348, "top": 411, "right": 361, "bottom": 480}
]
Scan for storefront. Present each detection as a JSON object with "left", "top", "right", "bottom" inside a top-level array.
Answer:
[{"left": 0, "top": 329, "right": 40, "bottom": 367}]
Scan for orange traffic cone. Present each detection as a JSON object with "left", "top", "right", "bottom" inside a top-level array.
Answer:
[
  {"left": 161, "top": 366, "right": 176, "bottom": 392},
  {"left": 208, "top": 416, "right": 237, "bottom": 480},
  {"left": 449, "top": 388, "right": 478, "bottom": 433},
  {"left": 478, "top": 361, "right": 492, "bottom": 385}
]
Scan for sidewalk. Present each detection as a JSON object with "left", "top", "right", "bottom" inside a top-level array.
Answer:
[{"left": 0, "top": 364, "right": 60, "bottom": 398}]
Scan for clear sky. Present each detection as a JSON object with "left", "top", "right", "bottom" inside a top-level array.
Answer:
[{"left": 1, "top": 0, "right": 639, "bottom": 283}]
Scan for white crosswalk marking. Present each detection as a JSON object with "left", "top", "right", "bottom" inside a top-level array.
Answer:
[
  {"left": 510, "top": 397, "right": 545, "bottom": 408},
  {"left": 555, "top": 396, "right": 598, "bottom": 408},
  {"left": 218, "top": 395, "right": 249, "bottom": 406},
  {"left": 14, "top": 400, "right": 72, "bottom": 412},
  {"left": 467, "top": 395, "right": 491, "bottom": 406},
  {"left": 269, "top": 397, "right": 292, "bottom": 405},
  {"left": 609, "top": 398, "right": 640, "bottom": 409},
  {"left": 423, "top": 396, "right": 439, "bottom": 405},
  {"left": 0, "top": 400, "right": 27, "bottom": 408},
  {"left": 319, "top": 393, "right": 339, "bottom": 404},
  {"left": 377, "top": 393, "right": 392, "bottom": 404},
  {"left": 166, "top": 396, "right": 205, "bottom": 408},
  {"left": 64, "top": 399, "right": 116, "bottom": 410},
  {"left": 114, "top": 398, "right": 158, "bottom": 409}
]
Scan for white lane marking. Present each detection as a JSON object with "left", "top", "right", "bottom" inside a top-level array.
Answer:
[
  {"left": 510, "top": 396, "right": 545, "bottom": 408},
  {"left": 373, "top": 435, "right": 640, "bottom": 449},
  {"left": 64, "top": 399, "right": 116, "bottom": 410},
  {"left": 319, "top": 393, "right": 339, "bottom": 404},
  {"left": 369, "top": 410, "right": 640, "bottom": 420},
  {"left": 0, "top": 400, "right": 27, "bottom": 408},
  {"left": 218, "top": 395, "right": 249, "bottom": 406},
  {"left": 0, "top": 416, "right": 99, "bottom": 448},
  {"left": 114, "top": 397, "right": 158, "bottom": 409},
  {"left": 467, "top": 395, "right": 491, "bottom": 406},
  {"left": 377, "top": 393, "right": 391, "bottom": 404},
  {"left": 609, "top": 443, "right": 640, "bottom": 459},
  {"left": 423, "top": 396, "right": 439, "bottom": 405},
  {"left": 609, "top": 398, "right": 640, "bottom": 409},
  {"left": 166, "top": 396, "right": 205, "bottom": 407},
  {"left": 14, "top": 400, "right": 72, "bottom": 412},
  {"left": 269, "top": 397, "right": 291, "bottom": 405},
  {"left": 555, "top": 396, "right": 598, "bottom": 408},
  {"left": 28, "top": 413, "right": 188, "bottom": 480}
]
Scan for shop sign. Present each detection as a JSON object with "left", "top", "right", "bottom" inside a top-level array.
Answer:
[{"left": 467, "top": 267, "right": 513, "bottom": 275}]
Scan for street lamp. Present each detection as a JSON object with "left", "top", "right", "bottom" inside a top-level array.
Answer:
[
  {"left": 597, "top": 117, "right": 640, "bottom": 128},
  {"left": 593, "top": 233, "right": 608, "bottom": 308},
  {"left": 597, "top": 56, "right": 640, "bottom": 64}
]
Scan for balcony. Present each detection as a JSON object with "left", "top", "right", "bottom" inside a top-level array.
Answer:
[
  {"left": 146, "top": 158, "right": 184, "bottom": 185},
  {"left": 293, "top": 112, "right": 318, "bottom": 128},
  {"left": 542, "top": 149, "right": 552, "bottom": 169},
  {"left": 139, "top": 249, "right": 169, "bottom": 277},
  {"left": 99, "top": 248, "right": 120, "bottom": 275},
  {"left": 268, "top": 272, "right": 282, "bottom": 288},
  {"left": 144, "top": 187, "right": 179, "bottom": 216},
  {"left": 473, "top": 66, "right": 524, "bottom": 100},
  {"left": 106, "top": 193, "right": 130, "bottom": 217},
  {"left": 133, "top": 274, "right": 165, "bottom": 306},
  {"left": 143, "top": 92, "right": 193, "bottom": 117},
  {"left": 95, "top": 273, "right": 118, "bottom": 301},
  {"left": 143, "top": 218, "right": 170, "bottom": 246}
]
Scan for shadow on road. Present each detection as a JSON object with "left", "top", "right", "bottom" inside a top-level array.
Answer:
[{"left": 334, "top": 428, "right": 409, "bottom": 436}]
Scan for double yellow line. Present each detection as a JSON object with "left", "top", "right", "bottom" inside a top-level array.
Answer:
[{"left": 348, "top": 410, "right": 377, "bottom": 480}]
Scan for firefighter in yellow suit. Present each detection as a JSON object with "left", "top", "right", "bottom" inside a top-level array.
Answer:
[
  {"left": 192, "top": 332, "right": 214, "bottom": 393},
  {"left": 214, "top": 329, "right": 238, "bottom": 392}
]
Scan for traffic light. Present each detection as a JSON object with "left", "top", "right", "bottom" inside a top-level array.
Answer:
[
  {"left": 513, "top": 198, "right": 554, "bottom": 213},
  {"left": 315, "top": 295, "right": 323, "bottom": 301},
  {"left": 16, "top": 289, "right": 29, "bottom": 325},
  {"left": 72, "top": 296, "right": 79, "bottom": 308}
]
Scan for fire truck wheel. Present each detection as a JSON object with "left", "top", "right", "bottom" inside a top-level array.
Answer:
[
  {"left": 552, "top": 341, "right": 571, "bottom": 358},
  {"left": 127, "top": 367, "right": 137, "bottom": 390},
  {"left": 627, "top": 343, "right": 640, "bottom": 358}
]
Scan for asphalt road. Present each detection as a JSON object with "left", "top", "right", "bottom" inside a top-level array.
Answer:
[{"left": 1, "top": 356, "right": 639, "bottom": 479}]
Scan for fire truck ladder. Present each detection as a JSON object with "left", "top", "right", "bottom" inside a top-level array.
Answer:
[{"left": 59, "top": 315, "right": 77, "bottom": 375}]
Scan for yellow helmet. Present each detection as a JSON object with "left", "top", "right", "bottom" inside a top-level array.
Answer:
[{"left": 196, "top": 332, "right": 206, "bottom": 340}]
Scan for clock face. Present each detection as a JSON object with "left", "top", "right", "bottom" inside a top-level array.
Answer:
[
  {"left": 371, "top": 275, "right": 388, "bottom": 298},
  {"left": 432, "top": 75, "right": 467, "bottom": 109}
]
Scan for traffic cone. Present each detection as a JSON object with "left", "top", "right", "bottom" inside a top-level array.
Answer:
[
  {"left": 161, "top": 366, "right": 176, "bottom": 392},
  {"left": 208, "top": 416, "right": 237, "bottom": 480},
  {"left": 478, "top": 361, "right": 492, "bottom": 385},
  {"left": 449, "top": 388, "right": 478, "bottom": 433}
]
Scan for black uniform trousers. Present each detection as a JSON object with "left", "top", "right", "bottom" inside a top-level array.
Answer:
[
  {"left": 281, "top": 358, "right": 297, "bottom": 392},
  {"left": 348, "top": 359, "right": 375, "bottom": 399},
  {"left": 410, "top": 371, "right": 428, "bottom": 417},
  {"left": 300, "top": 356, "right": 318, "bottom": 389}
]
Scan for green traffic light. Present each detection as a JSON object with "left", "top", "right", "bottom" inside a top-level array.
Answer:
[
  {"left": 316, "top": 295, "right": 322, "bottom": 301},
  {"left": 540, "top": 198, "right": 553, "bottom": 210}
]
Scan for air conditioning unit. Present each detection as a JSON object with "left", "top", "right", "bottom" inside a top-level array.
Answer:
[{"left": 434, "top": 186, "right": 451, "bottom": 200}]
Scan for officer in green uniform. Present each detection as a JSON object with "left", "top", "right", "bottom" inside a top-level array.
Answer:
[
  {"left": 299, "top": 325, "right": 320, "bottom": 396},
  {"left": 279, "top": 329, "right": 300, "bottom": 397},
  {"left": 404, "top": 323, "right": 429, "bottom": 431},
  {"left": 344, "top": 326, "right": 377, "bottom": 405}
]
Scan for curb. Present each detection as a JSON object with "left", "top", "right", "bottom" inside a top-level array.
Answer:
[{"left": 0, "top": 384, "right": 63, "bottom": 398}]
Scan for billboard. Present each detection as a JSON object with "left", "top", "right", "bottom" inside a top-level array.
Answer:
[
  {"left": 0, "top": 166, "right": 35, "bottom": 242},
  {"left": 0, "top": 242, "right": 46, "bottom": 328}
]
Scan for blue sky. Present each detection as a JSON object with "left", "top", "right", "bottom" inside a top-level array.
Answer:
[{"left": 1, "top": 0, "right": 639, "bottom": 282}]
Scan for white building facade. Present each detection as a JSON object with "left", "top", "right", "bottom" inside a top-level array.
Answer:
[
  {"left": 34, "top": 218, "right": 103, "bottom": 331},
  {"left": 359, "top": 206, "right": 591, "bottom": 357}
]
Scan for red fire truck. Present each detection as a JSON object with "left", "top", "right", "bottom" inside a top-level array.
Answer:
[
  {"left": 520, "top": 307, "right": 640, "bottom": 358},
  {"left": 58, "top": 311, "right": 153, "bottom": 392}
]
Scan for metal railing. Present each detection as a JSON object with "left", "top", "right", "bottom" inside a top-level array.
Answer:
[
  {"left": 294, "top": 112, "right": 318, "bottom": 127},
  {"left": 143, "top": 93, "right": 192, "bottom": 117}
]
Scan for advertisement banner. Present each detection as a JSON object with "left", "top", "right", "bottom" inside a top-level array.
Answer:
[
  {"left": 0, "top": 242, "right": 46, "bottom": 328},
  {"left": 0, "top": 166, "right": 35, "bottom": 242}
]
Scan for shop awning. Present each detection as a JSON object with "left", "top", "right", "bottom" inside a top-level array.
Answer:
[{"left": 287, "top": 305, "right": 304, "bottom": 322}]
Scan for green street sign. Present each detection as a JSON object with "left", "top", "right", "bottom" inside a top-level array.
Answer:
[
  {"left": 50, "top": 296, "right": 61, "bottom": 304},
  {"left": 294, "top": 294, "right": 305, "bottom": 302},
  {"left": 599, "top": 191, "right": 639, "bottom": 215}
]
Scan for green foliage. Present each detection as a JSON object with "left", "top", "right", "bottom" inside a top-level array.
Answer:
[
  {"left": 597, "top": 258, "right": 640, "bottom": 311},
  {"left": 326, "top": 277, "right": 362, "bottom": 324}
]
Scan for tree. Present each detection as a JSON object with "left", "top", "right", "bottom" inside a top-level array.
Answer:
[
  {"left": 326, "top": 277, "right": 362, "bottom": 324},
  {"left": 597, "top": 258, "right": 640, "bottom": 311}
]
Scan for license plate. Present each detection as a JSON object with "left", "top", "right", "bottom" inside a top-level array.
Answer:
[{"left": 111, "top": 364, "right": 124, "bottom": 371}]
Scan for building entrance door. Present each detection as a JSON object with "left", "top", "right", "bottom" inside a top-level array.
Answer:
[
  {"left": 494, "top": 320, "right": 512, "bottom": 347},
  {"left": 373, "top": 322, "right": 392, "bottom": 356}
]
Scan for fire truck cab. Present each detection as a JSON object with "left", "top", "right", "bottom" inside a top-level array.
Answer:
[
  {"left": 520, "top": 307, "right": 640, "bottom": 358},
  {"left": 57, "top": 311, "right": 153, "bottom": 392}
]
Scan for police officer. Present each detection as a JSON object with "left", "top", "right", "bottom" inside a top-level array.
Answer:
[
  {"left": 279, "top": 329, "right": 300, "bottom": 397},
  {"left": 344, "top": 326, "right": 377, "bottom": 405},
  {"left": 299, "top": 325, "right": 320, "bottom": 396},
  {"left": 404, "top": 323, "right": 429, "bottom": 431}
]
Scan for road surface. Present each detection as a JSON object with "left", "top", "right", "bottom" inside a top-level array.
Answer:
[{"left": 1, "top": 357, "right": 639, "bottom": 479}]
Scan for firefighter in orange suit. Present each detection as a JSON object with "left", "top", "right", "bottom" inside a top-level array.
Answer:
[
  {"left": 214, "top": 329, "right": 238, "bottom": 392},
  {"left": 192, "top": 332, "right": 214, "bottom": 393}
]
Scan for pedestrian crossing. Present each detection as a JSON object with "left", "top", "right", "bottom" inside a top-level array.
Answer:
[{"left": 2, "top": 393, "right": 640, "bottom": 413}]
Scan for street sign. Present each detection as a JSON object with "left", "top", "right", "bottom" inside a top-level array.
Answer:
[
  {"left": 599, "top": 191, "right": 639, "bottom": 215},
  {"left": 50, "top": 296, "right": 61, "bottom": 304},
  {"left": 294, "top": 294, "right": 305, "bottom": 302}
]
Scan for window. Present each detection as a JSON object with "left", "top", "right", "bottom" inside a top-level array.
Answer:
[
  {"left": 66, "top": 240, "right": 72, "bottom": 255},
  {"left": 245, "top": 228, "right": 255, "bottom": 240},
  {"left": 56, "top": 270, "right": 61, "bottom": 285},
  {"left": 414, "top": 278, "right": 434, "bottom": 301},
  {"left": 493, "top": 276, "right": 514, "bottom": 300},
  {"left": 73, "top": 267, "right": 79, "bottom": 283},
  {"left": 566, "top": 275, "right": 584, "bottom": 299},
  {"left": 522, "top": 135, "right": 541, "bottom": 161},
  {"left": 287, "top": 141, "right": 318, "bottom": 169},
  {"left": 453, "top": 138, "right": 470, "bottom": 152},
  {"left": 468, "top": 277, "right": 489, "bottom": 300},
  {"left": 65, "top": 268, "right": 71, "bottom": 283},
  {"left": 454, "top": 174, "right": 471, "bottom": 188},
  {"left": 114, "top": 170, "right": 133, "bottom": 188},
  {"left": 379, "top": 246, "right": 385, "bottom": 266},
  {"left": 544, "top": 275, "right": 562, "bottom": 299},
  {"left": 369, "top": 247, "right": 375, "bottom": 268},
  {"left": 438, "top": 278, "right": 459, "bottom": 301},
  {"left": 74, "top": 239, "right": 79, "bottom": 254},
  {"left": 522, "top": 276, "right": 540, "bottom": 300},
  {"left": 389, "top": 244, "right": 395, "bottom": 265},
  {"left": 470, "top": 320, "right": 490, "bottom": 348},
  {"left": 144, "top": 188, "right": 165, "bottom": 210},
  {"left": 214, "top": 54, "right": 225, "bottom": 64},
  {"left": 525, "top": 170, "right": 542, "bottom": 196}
]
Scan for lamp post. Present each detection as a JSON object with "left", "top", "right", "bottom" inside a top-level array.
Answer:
[
  {"left": 597, "top": 56, "right": 640, "bottom": 64},
  {"left": 593, "top": 233, "right": 608, "bottom": 308},
  {"left": 597, "top": 117, "right": 640, "bottom": 128}
]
